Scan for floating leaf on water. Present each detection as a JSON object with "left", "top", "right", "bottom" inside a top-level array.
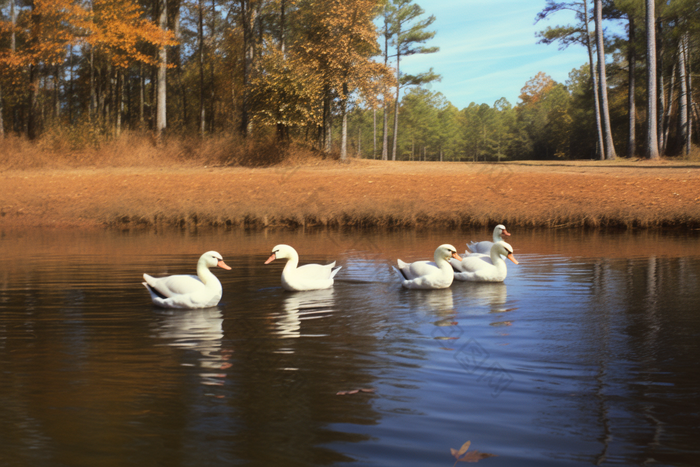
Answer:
[
  {"left": 451, "top": 440, "right": 497, "bottom": 465},
  {"left": 459, "top": 450, "right": 497, "bottom": 462},
  {"left": 451, "top": 441, "right": 470, "bottom": 457}
]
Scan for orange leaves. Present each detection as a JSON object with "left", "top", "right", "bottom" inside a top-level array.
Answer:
[
  {"left": 88, "top": 0, "right": 177, "bottom": 68},
  {"left": 2, "top": 0, "right": 176, "bottom": 70},
  {"left": 518, "top": 72, "right": 556, "bottom": 107}
]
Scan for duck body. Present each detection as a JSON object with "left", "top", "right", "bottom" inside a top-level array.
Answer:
[
  {"left": 467, "top": 224, "right": 510, "bottom": 254},
  {"left": 451, "top": 241, "right": 518, "bottom": 282},
  {"left": 265, "top": 244, "right": 341, "bottom": 292},
  {"left": 397, "top": 244, "right": 462, "bottom": 290},
  {"left": 143, "top": 251, "right": 231, "bottom": 309}
]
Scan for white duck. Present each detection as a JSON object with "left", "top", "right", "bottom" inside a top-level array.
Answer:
[
  {"left": 467, "top": 224, "right": 510, "bottom": 254},
  {"left": 264, "top": 244, "right": 341, "bottom": 292},
  {"left": 451, "top": 241, "right": 518, "bottom": 282},
  {"left": 143, "top": 251, "right": 231, "bottom": 309},
  {"left": 397, "top": 244, "right": 463, "bottom": 290}
]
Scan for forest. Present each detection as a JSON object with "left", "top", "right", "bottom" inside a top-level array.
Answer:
[{"left": 0, "top": 0, "right": 698, "bottom": 163}]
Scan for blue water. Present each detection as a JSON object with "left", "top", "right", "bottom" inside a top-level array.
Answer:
[{"left": 0, "top": 229, "right": 699, "bottom": 466}]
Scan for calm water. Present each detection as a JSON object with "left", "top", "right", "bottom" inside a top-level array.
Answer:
[{"left": 1, "top": 229, "right": 699, "bottom": 466}]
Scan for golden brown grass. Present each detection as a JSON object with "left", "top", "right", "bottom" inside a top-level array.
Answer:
[
  {"left": 2, "top": 130, "right": 700, "bottom": 231},
  {"left": 3, "top": 160, "right": 700, "bottom": 232},
  {"left": 0, "top": 128, "right": 331, "bottom": 170}
]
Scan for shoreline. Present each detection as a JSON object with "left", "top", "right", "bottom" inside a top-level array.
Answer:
[{"left": 2, "top": 159, "right": 700, "bottom": 231}]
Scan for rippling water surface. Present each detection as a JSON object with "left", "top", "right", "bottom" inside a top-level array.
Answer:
[{"left": 1, "top": 228, "right": 699, "bottom": 466}]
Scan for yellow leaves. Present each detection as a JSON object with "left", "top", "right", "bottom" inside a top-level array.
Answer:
[
  {"left": 249, "top": 43, "right": 324, "bottom": 127},
  {"left": 293, "top": 0, "right": 392, "bottom": 105}
]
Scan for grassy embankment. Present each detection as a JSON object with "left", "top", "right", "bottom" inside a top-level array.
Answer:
[{"left": 2, "top": 132, "right": 700, "bottom": 231}]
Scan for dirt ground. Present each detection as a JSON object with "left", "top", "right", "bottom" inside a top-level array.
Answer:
[{"left": 1, "top": 159, "right": 700, "bottom": 231}]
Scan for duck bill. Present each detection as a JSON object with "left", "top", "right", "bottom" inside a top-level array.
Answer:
[
  {"left": 506, "top": 253, "right": 518, "bottom": 264},
  {"left": 264, "top": 253, "right": 276, "bottom": 265},
  {"left": 451, "top": 252, "right": 463, "bottom": 262},
  {"left": 218, "top": 260, "right": 232, "bottom": 270},
  {"left": 502, "top": 230, "right": 511, "bottom": 237}
]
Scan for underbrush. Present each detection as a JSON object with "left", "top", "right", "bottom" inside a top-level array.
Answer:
[{"left": 0, "top": 126, "right": 334, "bottom": 170}]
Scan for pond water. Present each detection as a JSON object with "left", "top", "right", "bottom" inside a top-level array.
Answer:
[{"left": 1, "top": 228, "right": 699, "bottom": 466}]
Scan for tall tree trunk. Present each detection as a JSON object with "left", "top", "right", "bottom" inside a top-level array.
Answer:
[
  {"left": 90, "top": 46, "right": 96, "bottom": 122},
  {"left": 381, "top": 12, "right": 389, "bottom": 161},
  {"left": 583, "top": 0, "right": 605, "bottom": 160},
  {"left": 87, "top": 0, "right": 96, "bottom": 122},
  {"left": 156, "top": 0, "right": 168, "bottom": 137},
  {"left": 173, "top": 2, "right": 186, "bottom": 128},
  {"left": 358, "top": 126, "right": 361, "bottom": 157},
  {"left": 139, "top": 62, "right": 145, "bottom": 127},
  {"left": 662, "top": 62, "right": 676, "bottom": 156},
  {"left": 373, "top": 108, "right": 377, "bottom": 159},
  {"left": 657, "top": 21, "right": 665, "bottom": 154},
  {"left": 68, "top": 45, "right": 74, "bottom": 124},
  {"left": 323, "top": 86, "right": 332, "bottom": 152},
  {"left": 645, "top": 0, "right": 659, "bottom": 159},
  {"left": 240, "top": 0, "right": 252, "bottom": 137},
  {"left": 275, "top": 0, "right": 288, "bottom": 142},
  {"left": 627, "top": 15, "right": 636, "bottom": 158},
  {"left": 679, "top": 33, "right": 691, "bottom": 156},
  {"left": 1, "top": 0, "right": 15, "bottom": 138},
  {"left": 208, "top": 0, "right": 216, "bottom": 132},
  {"left": 28, "top": 64, "right": 40, "bottom": 140},
  {"left": 392, "top": 49, "right": 400, "bottom": 161},
  {"left": 341, "top": 84, "right": 348, "bottom": 161},
  {"left": 53, "top": 65, "right": 60, "bottom": 122},
  {"left": 27, "top": 0, "right": 41, "bottom": 139},
  {"left": 116, "top": 69, "right": 122, "bottom": 136},
  {"left": 198, "top": 0, "right": 206, "bottom": 135},
  {"left": 594, "top": 0, "right": 616, "bottom": 159},
  {"left": 105, "top": 64, "right": 113, "bottom": 128},
  {"left": 689, "top": 41, "right": 696, "bottom": 148},
  {"left": 679, "top": 35, "right": 688, "bottom": 155},
  {"left": 382, "top": 104, "right": 389, "bottom": 160}
]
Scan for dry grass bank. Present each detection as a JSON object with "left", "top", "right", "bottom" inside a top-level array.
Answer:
[
  {"left": 1, "top": 154, "right": 700, "bottom": 231},
  {"left": 0, "top": 131, "right": 330, "bottom": 170}
]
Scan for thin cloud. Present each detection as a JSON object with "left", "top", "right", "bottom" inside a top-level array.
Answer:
[{"left": 395, "top": 0, "right": 589, "bottom": 108}]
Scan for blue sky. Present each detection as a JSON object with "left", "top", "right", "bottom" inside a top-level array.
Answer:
[{"left": 397, "top": 0, "right": 590, "bottom": 110}]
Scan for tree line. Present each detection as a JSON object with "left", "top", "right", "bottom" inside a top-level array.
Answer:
[
  {"left": 0, "top": 0, "right": 697, "bottom": 161},
  {"left": 345, "top": 0, "right": 698, "bottom": 161}
]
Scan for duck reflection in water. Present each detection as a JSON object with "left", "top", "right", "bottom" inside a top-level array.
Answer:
[
  {"left": 154, "top": 308, "right": 232, "bottom": 386},
  {"left": 407, "top": 287, "right": 455, "bottom": 317},
  {"left": 454, "top": 282, "right": 512, "bottom": 315},
  {"left": 274, "top": 288, "right": 336, "bottom": 339}
]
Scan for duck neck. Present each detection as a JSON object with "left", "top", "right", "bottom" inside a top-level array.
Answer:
[
  {"left": 434, "top": 254, "right": 452, "bottom": 272},
  {"left": 283, "top": 254, "right": 299, "bottom": 273},
  {"left": 197, "top": 262, "right": 217, "bottom": 287},
  {"left": 490, "top": 251, "right": 507, "bottom": 271}
]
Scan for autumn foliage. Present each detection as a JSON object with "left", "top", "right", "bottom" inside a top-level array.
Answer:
[{"left": 0, "top": 0, "right": 394, "bottom": 159}]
